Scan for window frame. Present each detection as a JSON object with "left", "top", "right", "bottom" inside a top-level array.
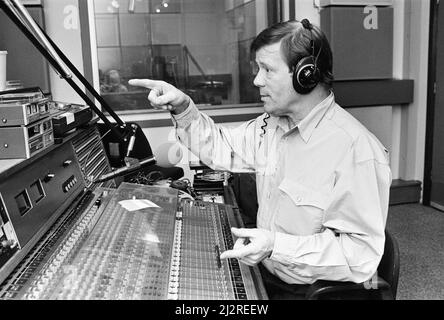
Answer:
[{"left": 84, "top": 0, "right": 283, "bottom": 122}]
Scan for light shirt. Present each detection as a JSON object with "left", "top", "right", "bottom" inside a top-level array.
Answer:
[{"left": 171, "top": 92, "right": 392, "bottom": 284}]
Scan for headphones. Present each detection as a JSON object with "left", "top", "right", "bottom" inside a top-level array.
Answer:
[{"left": 292, "top": 19, "right": 322, "bottom": 94}]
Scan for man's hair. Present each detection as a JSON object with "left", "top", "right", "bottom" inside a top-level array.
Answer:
[{"left": 250, "top": 20, "right": 334, "bottom": 88}]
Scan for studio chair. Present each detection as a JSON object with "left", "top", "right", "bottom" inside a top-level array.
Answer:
[{"left": 305, "top": 229, "right": 400, "bottom": 300}]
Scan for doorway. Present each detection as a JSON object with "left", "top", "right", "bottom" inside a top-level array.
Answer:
[{"left": 424, "top": 0, "right": 444, "bottom": 210}]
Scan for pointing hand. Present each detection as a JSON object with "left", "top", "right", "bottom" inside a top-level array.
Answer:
[{"left": 128, "top": 79, "right": 190, "bottom": 114}]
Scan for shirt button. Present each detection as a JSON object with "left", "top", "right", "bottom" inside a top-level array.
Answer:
[{"left": 296, "top": 196, "right": 302, "bottom": 203}]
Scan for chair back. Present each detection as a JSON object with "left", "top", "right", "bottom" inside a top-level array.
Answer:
[{"left": 377, "top": 229, "right": 400, "bottom": 299}]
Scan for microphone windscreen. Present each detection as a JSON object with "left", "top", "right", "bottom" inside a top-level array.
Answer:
[{"left": 154, "top": 142, "right": 183, "bottom": 167}]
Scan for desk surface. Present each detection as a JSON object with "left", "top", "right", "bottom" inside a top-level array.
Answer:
[{"left": 0, "top": 159, "right": 23, "bottom": 174}]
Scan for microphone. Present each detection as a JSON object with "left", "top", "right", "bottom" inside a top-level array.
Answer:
[
  {"left": 92, "top": 142, "right": 183, "bottom": 183},
  {"left": 93, "top": 156, "right": 156, "bottom": 183}
]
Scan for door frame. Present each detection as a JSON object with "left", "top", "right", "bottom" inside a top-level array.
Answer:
[{"left": 423, "top": 0, "right": 440, "bottom": 206}]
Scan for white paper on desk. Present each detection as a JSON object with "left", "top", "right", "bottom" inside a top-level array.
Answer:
[{"left": 118, "top": 199, "right": 160, "bottom": 212}]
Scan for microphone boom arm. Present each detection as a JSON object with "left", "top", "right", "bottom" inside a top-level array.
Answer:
[{"left": 0, "top": 0, "right": 127, "bottom": 141}]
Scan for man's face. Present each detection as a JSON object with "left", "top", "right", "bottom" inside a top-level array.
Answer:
[{"left": 253, "top": 41, "right": 299, "bottom": 117}]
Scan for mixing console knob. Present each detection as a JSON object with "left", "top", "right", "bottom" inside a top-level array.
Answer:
[
  {"left": 35, "top": 281, "right": 46, "bottom": 292},
  {"left": 46, "top": 265, "right": 56, "bottom": 274},
  {"left": 52, "top": 259, "right": 62, "bottom": 269},
  {"left": 63, "top": 160, "right": 73, "bottom": 167},
  {"left": 59, "top": 249, "right": 68, "bottom": 259},
  {"left": 168, "top": 287, "right": 178, "bottom": 294},
  {"left": 43, "top": 173, "right": 55, "bottom": 183},
  {"left": 28, "top": 287, "right": 40, "bottom": 298},
  {"left": 168, "top": 293, "right": 178, "bottom": 300}
]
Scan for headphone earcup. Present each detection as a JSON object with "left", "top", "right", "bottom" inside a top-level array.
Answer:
[{"left": 292, "top": 56, "right": 320, "bottom": 94}]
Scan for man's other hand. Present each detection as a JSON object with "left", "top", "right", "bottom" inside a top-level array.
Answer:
[{"left": 220, "top": 227, "right": 275, "bottom": 266}]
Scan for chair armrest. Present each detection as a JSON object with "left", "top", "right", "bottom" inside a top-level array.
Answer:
[{"left": 305, "top": 278, "right": 393, "bottom": 300}]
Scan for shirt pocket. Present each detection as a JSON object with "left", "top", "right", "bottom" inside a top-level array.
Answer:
[{"left": 274, "top": 178, "right": 329, "bottom": 235}]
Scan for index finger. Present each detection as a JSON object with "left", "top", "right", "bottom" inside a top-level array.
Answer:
[
  {"left": 220, "top": 244, "right": 254, "bottom": 260},
  {"left": 128, "top": 78, "right": 160, "bottom": 90}
]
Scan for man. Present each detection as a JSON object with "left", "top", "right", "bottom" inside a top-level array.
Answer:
[
  {"left": 129, "top": 19, "right": 392, "bottom": 299},
  {"left": 101, "top": 69, "right": 128, "bottom": 93}
]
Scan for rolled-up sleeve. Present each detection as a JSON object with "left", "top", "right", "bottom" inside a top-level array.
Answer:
[{"left": 269, "top": 142, "right": 392, "bottom": 283}]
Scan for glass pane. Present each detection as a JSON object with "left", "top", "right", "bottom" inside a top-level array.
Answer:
[
  {"left": 119, "top": 14, "right": 151, "bottom": 46},
  {"left": 95, "top": 15, "right": 119, "bottom": 46},
  {"left": 93, "top": 0, "right": 268, "bottom": 112}
]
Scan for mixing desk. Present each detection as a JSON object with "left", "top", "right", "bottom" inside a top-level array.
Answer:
[
  {"left": 0, "top": 124, "right": 267, "bottom": 300},
  {"left": 0, "top": 183, "right": 267, "bottom": 300},
  {"left": 0, "top": 2, "right": 269, "bottom": 299}
]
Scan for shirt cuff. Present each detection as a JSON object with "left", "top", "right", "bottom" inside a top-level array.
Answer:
[
  {"left": 170, "top": 100, "right": 199, "bottom": 129},
  {"left": 269, "top": 231, "right": 299, "bottom": 262}
]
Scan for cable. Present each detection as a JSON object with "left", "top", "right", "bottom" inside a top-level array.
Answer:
[
  {"left": 260, "top": 113, "right": 270, "bottom": 138},
  {"left": 177, "top": 189, "right": 194, "bottom": 200},
  {"left": 128, "top": 170, "right": 165, "bottom": 185}
]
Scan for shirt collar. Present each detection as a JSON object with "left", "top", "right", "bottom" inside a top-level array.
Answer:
[{"left": 277, "top": 92, "right": 335, "bottom": 143}]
